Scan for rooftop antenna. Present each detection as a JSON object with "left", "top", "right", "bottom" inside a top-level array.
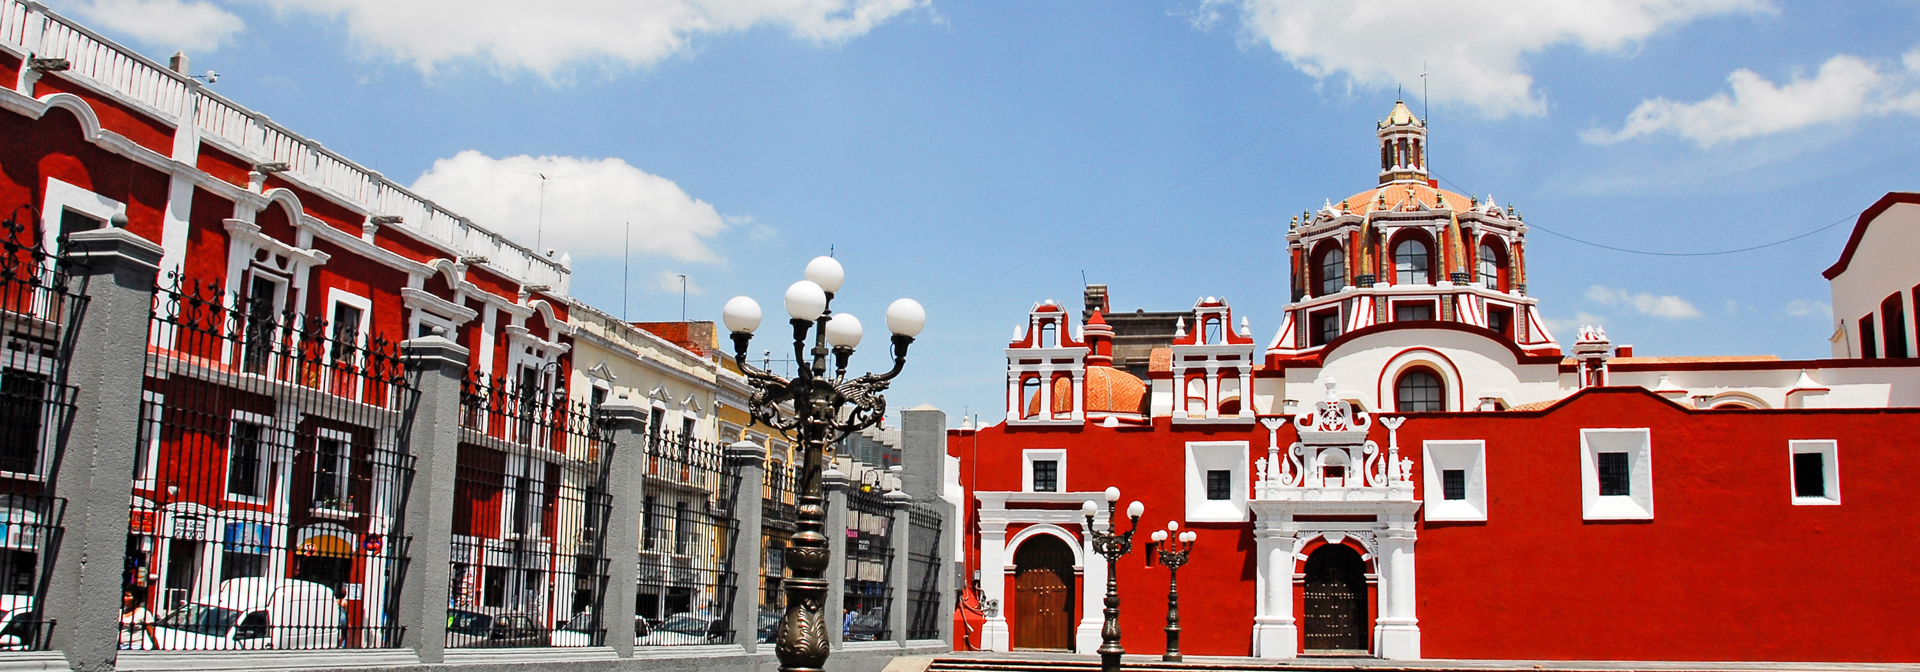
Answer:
[
  {"left": 829, "top": 244, "right": 835, "bottom": 258},
  {"left": 622, "top": 220, "right": 630, "bottom": 321},
  {"left": 1081, "top": 270, "right": 1088, "bottom": 287},
  {"left": 1422, "top": 62, "right": 1430, "bottom": 172},
  {"left": 679, "top": 274, "right": 688, "bottom": 322},
  {"left": 534, "top": 172, "right": 548, "bottom": 254}
]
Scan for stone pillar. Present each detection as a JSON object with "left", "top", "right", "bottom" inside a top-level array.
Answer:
[
  {"left": 885, "top": 490, "right": 912, "bottom": 645},
  {"left": 898, "top": 406, "right": 947, "bottom": 508},
  {"left": 824, "top": 469, "right": 849, "bottom": 648},
  {"left": 43, "top": 229, "right": 162, "bottom": 672},
  {"left": 1376, "top": 528, "right": 1420, "bottom": 660},
  {"left": 977, "top": 522, "right": 1009, "bottom": 652},
  {"left": 1250, "top": 528, "right": 1298, "bottom": 659},
  {"left": 1239, "top": 369, "right": 1255, "bottom": 418},
  {"left": 1205, "top": 364, "right": 1221, "bottom": 418},
  {"left": 599, "top": 399, "right": 648, "bottom": 657},
  {"left": 727, "top": 442, "right": 768, "bottom": 653},
  {"left": 395, "top": 334, "right": 470, "bottom": 664}
]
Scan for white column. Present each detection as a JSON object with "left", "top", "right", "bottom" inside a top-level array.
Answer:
[
  {"left": 1007, "top": 373, "right": 1022, "bottom": 419},
  {"left": 980, "top": 522, "right": 1010, "bottom": 651},
  {"left": 1376, "top": 528, "right": 1420, "bottom": 660},
  {"left": 1038, "top": 366, "right": 1054, "bottom": 419},
  {"left": 1070, "top": 369, "right": 1085, "bottom": 422},
  {"left": 1239, "top": 368, "right": 1255, "bottom": 418},
  {"left": 1205, "top": 364, "right": 1221, "bottom": 419},
  {"left": 1251, "top": 528, "right": 1297, "bottom": 658},
  {"left": 1171, "top": 366, "right": 1188, "bottom": 419},
  {"left": 1074, "top": 515, "right": 1104, "bottom": 654}
]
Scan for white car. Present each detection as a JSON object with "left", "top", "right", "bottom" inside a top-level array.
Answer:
[
  {"left": 636, "top": 613, "right": 721, "bottom": 646},
  {"left": 547, "top": 612, "right": 597, "bottom": 647},
  {"left": 0, "top": 594, "right": 36, "bottom": 650},
  {"left": 148, "top": 578, "right": 344, "bottom": 650}
]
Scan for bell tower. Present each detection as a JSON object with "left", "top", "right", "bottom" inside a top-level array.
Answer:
[{"left": 1377, "top": 100, "right": 1427, "bottom": 185}]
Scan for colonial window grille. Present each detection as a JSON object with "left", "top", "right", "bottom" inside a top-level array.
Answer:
[
  {"left": 759, "top": 461, "right": 798, "bottom": 641},
  {"left": 130, "top": 273, "right": 417, "bottom": 651},
  {"left": 0, "top": 207, "right": 87, "bottom": 651},
  {"left": 843, "top": 486, "right": 893, "bottom": 642},
  {"left": 905, "top": 503, "right": 944, "bottom": 641},
  {"left": 449, "top": 372, "right": 613, "bottom": 648},
  {"left": 635, "top": 429, "right": 738, "bottom": 646}
]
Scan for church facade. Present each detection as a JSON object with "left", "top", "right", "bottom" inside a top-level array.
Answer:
[{"left": 951, "top": 104, "right": 1920, "bottom": 663}]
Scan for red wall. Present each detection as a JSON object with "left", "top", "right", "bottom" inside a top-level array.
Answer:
[{"left": 950, "top": 388, "right": 1920, "bottom": 662}]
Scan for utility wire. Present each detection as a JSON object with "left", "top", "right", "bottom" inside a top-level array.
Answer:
[{"left": 1434, "top": 174, "right": 1858, "bottom": 258}]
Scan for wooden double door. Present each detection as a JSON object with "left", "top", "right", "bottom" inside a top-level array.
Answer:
[
  {"left": 1302, "top": 543, "right": 1368, "bottom": 652},
  {"left": 1011, "top": 535, "right": 1075, "bottom": 651}
]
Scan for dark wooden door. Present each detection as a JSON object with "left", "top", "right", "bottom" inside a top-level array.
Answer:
[
  {"left": 1302, "top": 543, "right": 1367, "bottom": 651},
  {"left": 1012, "top": 535, "right": 1074, "bottom": 651}
]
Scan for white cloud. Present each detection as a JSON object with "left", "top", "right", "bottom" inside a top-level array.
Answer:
[
  {"left": 409, "top": 151, "right": 727, "bottom": 262},
  {"left": 1199, "top": 0, "right": 1767, "bottom": 118},
  {"left": 65, "top": 0, "right": 245, "bottom": 53},
  {"left": 1784, "top": 299, "right": 1831, "bottom": 319},
  {"left": 651, "top": 270, "right": 705, "bottom": 295},
  {"left": 257, "top": 0, "right": 927, "bottom": 77},
  {"left": 1586, "top": 285, "right": 1701, "bottom": 318},
  {"left": 1584, "top": 50, "right": 1920, "bottom": 146}
]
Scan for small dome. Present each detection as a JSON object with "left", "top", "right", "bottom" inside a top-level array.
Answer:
[
  {"left": 1024, "top": 366, "right": 1148, "bottom": 417},
  {"left": 1338, "top": 183, "right": 1472, "bottom": 216},
  {"left": 1382, "top": 100, "right": 1421, "bottom": 128}
]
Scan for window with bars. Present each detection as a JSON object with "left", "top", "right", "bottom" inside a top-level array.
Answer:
[
  {"left": 1206, "top": 469, "right": 1232, "bottom": 500},
  {"left": 313, "top": 435, "right": 351, "bottom": 509},
  {"left": 1442, "top": 469, "right": 1466, "bottom": 500},
  {"left": 1597, "top": 452, "right": 1631, "bottom": 496},
  {"left": 1031, "top": 460, "right": 1057, "bottom": 492},
  {"left": 226, "top": 420, "right": 266, "bottom": 498},
  {"left": 1793, "top": 452, "right": 1826, "bottom": 498}
]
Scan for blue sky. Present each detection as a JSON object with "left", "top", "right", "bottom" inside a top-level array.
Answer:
[{"left": 61, "top": 0, "right": 1920, "bottom": 425}]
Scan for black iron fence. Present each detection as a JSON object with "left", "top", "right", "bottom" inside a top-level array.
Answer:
[
  {"left": 0, "top": 206, "right": 86, "bottom": 651},
  {"left": 757, "top": 461, "right": 796, "bottom": 643},
  {"left": 128, "top": 273, "right": 417, "bottom": 650},
  {"left": 636, "top": 429, "right": 738, "bottom": 647},
  {"left": 449, "top": 372, "right": 612, "bottom": 649},
  {"left": 905, "top": 502, "right": 944, "bottom": 641},
  {"left": 843, "top": 486, "right": 892, "bottom": 642}
]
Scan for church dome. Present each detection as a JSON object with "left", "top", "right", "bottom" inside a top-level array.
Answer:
[
  {"left": 1024, "top": 366, "right": 1149, "bottom": 417},
  {"left": 1338, "top": 182, "right": 1473, "bottom": 216}
]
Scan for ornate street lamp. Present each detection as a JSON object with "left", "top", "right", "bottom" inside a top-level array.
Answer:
[
  {"left": 1149, "top": 522, "right": 1196, "bottom": 662},
  {"left": 1081, "top": 488, "right": 1144, "bottom": 672},
  {"left": 723, "top": 256, "right": 925, "bottom": 672}
]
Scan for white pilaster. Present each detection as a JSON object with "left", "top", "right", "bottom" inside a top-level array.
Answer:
[
  {"left": 980, "top": 522, "right": 1010, "bottom": 651},
  {"left": 1251, "top": 529, "right": 1297, "bottom": 658},
  {"left": 1239, "top": 368, "right": 1255, "bottom": 418},
  {"left": 1075, "top": 515, "right": 1104, "bottom": 654},
  {"left": 1205, "top": 364, "right": 1221, "bottom": 419},
  {"left": 1376, "top": 529, "right": 1420, "bottom": 659},
  {"left": 1070, "top": 370, "right": 1085, "bottom": 422},
  {"left": 1038, "top": 366, "right": 1054, "bottom": 419}
]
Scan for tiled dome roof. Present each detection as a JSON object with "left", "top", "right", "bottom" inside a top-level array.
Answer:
[
  {"left": 1024, "top": 366, "right": 1148, "bottom": 417},
  {"left": 1339, "top": 182, "right": 1472, "bottom": 216}
]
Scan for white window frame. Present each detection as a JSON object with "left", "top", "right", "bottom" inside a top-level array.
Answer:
[
  {"left": 1580, "top": 428, "right": 1653, "bottom": 520},
  {"left": 325, "top": 288, "right": 373, "bottom": 392},
  {"left": 40, "top": 177, "right": 125, "bottom": 257},
  {"left": 133, "top": 390, "right": 164, "bottom": 488},
  {"left": 225, "top": 410, "right": 277, "bottom": 504},
  {"left": 1423, "top": 439, "right": 1487, "bottom": 521},
  {"left": 1184, "top": 441, "right": 1249, "bottom": 522},
  {"left": 1788, "top": 440, "right": 1841, "bottom": 506},
  {"left": 234, "top": 271, "right": 290, "bottom": 372},
  {"left": 1022, "top": 449, "right": 1066, "bottom": 493},
  {"left": 312, "top": 427, "right": 354, "bottom": 511}
]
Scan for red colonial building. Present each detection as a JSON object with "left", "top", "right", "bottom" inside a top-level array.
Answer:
[
  {"left": 1, "top": 3, "right": 591, "bottom": 645},
  {"left": 951, "top": 104, "right": 1920, "bottom": 663}
]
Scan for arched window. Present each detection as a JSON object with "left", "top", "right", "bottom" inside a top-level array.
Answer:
[
  {"left": 1185, "top": 378, "right": 1208, "bottom": 416},
  {"left": 1038, "top": 322, "right": 1056, "bottom": 348},
  {"left": 1020, "top": 376, "right": 1041, "bottom": 419},
  {"left": 1316, "top": 245, "right": 1346, "bottom": 297},
  {"left": 1394, "top": 369, "right": 1444, "bottom": 412},
  {"left": 1478, "top": 242, "right": 1506, "bottom": 291},
  {"left": 1393, "top": 238, "right": 1429, "bottom": 285},
  {"left": 1202, "top": 317, "right": 1222, "bottom": 345}
]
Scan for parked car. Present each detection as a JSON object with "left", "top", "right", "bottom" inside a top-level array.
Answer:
[
  {"left": 445, "top": 608, "right": 543, "bottom": 648},
  {"left": 0, "top": 595, "right": 37, "bottom": 650},
  {"left": 636, "top": 612, "right": 722, "bottom": 646},
  {"left": 547, "top": 611, "right": 598, "bottom": 647},
  {"left": 845, "top": 612, "right": 886, "bottom": 642},
  {"left": 756, "top": 611, "right": 782, "bottom": 643},
  {"left": 148, "top": 578, "right": 343, "bottom": 650}
]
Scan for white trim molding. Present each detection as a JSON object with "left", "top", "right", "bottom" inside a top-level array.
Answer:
[
  {"left": 1184, "top": 441, "right": 1250, "bottom": 522},
  {"left": 1421, "top": 440, "right": 1487, "bottom": 521},
  {"left": 1788, "top": 439, "right": 1841, "bottom": 506},
  {"left": 1021, "top": 449, "right": 1066, "bottom": 493}
]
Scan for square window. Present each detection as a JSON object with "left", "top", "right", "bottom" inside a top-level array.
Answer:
[
  {"left": 1205, "top": 470, "right": 1231, "bottom": 500},
  {"left": 1393, "top": 302, "right": 1434, "bottom": 322},
  {"left": 1441, "top": 469, "right": 1466, "bottom": 500},
  {"left": 1032, "top": 460, "right": 1058, "bottom": 493},
  {"left": 1310, "top": 309, "right": 1341, "bottom": 347},
  {"left": 1581, "top": 428, "right": 1653, "bottom": 520},
  {"left": 1789, "top": 440, "right": 1840, "bottom": 505},
  {"left": 1792, "top": 452, "right": 1824, "bottom": 498},
  {"left": 227, "top": 421, "right": 266, "bottom": 498},
  {"left": 1184, "top": 441, "right": 1248, "bottom": 522},
  {"left": 1597, "top": 452, "right": 1631, "bottom": 496}
]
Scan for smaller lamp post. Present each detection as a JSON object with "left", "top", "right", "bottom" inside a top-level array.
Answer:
[
  {"left": 1082, "top": 488, "right": 1143, "bottom": 672},
  {"left": 1149, "top": 522, "right": 1196, "bottom": 662}
]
